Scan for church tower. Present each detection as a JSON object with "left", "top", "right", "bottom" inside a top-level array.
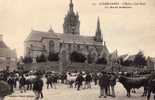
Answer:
[
  {"left": 63, "top": 0, "right": 80, "bottom": 34},
  {"left": 94, "top": 18, "right": 103, "bottom": 42}
]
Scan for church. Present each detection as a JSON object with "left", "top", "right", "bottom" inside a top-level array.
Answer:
[{"left": 24, "top": 0, "right": 109, "bottom": 64}]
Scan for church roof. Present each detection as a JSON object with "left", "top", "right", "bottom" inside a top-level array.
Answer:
[
  {"left": 57, "top": 33, "right": 101, "bottom": 45},
  {"left": 25, "top": 30, "right": 59, "bottom": 42},
  {"left": 126, "top": 55, "right": 136, "bottom": 61},
  {"left": 25, "top": 30, "right": 102, "bottom": 45},
  {"left": 25, "top": 30, "right": 103, "bottom": 45}
]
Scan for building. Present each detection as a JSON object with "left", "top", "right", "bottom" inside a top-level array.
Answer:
[
  {"left": 0, "top": 35, "right": 17, "bottom": 70},
  {"left": 24, "top": 0, "right": 109, "bottom": 64},
  {"left": 147, "top": 57, "right": 155, "bottom": 70}
]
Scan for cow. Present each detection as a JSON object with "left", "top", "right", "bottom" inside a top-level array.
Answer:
[
  {"left": 119, "top": 76, "right": 148, "bottom": 97},
  {"left": 0, "top": 80, "right": 12, "bottom": 100},
  {"left": 147, "top": 78, "right": 155, "bottom": 100}
]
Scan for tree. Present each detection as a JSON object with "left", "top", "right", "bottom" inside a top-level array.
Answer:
[
  {"left": 70, "top": 51, "right": 86, "bottom": 63},
  {"left": 96, "top": 57, "right": 107, "bottom": 65},
  {"left": 36, "top": 53, "right": 47, "bottom": 63},
  {"left": 23, "top": 56, "right": 33, "bottom": 64},
  {"left": 133, "top": 51, "right": 147, "bottom": 67},
  {"left": 48, "top": 52, "right": 59, "bottom": 61},
  {"left": 122, "top": 60, "right": 133, "bottom": 66}
]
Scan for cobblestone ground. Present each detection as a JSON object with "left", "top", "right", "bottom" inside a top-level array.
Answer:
[{"left": 5, "top": 80, "right": 154, "bottom": 100}]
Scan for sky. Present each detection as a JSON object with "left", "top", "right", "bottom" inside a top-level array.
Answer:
[{"left": 0, "top": 0, "right": 155, "bottom": 58}]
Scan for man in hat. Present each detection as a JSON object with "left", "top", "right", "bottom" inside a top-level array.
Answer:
[
  {"left": 85, "top": 72, "right": 92, "bottom": 89},
  {"left": 98, "top": 71, "right": 109, "bottom": 98},
  {"left": 33, "top": 73, "right": 44, "bottom": 100},
  {"left": 109, "top": 73, "right": 117, "bottom": 97},
  {"left": 76, "top": 72, "right": 84, "bottom": 91}
]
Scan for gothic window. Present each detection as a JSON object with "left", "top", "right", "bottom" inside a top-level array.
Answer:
[
  {"left": 77, "top": 45, "right": 80, "bottom": 51},
  {"left": 30, "top": 44, "right": 33, "bottom": 48},
  {"left": 68, "top": 44, "right": 71, "bottom": 52},
  {"left": 26, "top": 47, "right": 30, "bottom": 55},
  {"left": 92, "top": 52, "right": 97, "bottom": 62},
  {"left": 86, "top": 45, "right": 89, "bottom": 51},
  {"left": 68, "top": 44, "right": 71, "bottom": 49},
  {"left": 60, "top": 50, "right": 67, "bottom": 64},
  {"left": 60, "top": 43, "right": 62, "bottom": 48},
  {"left": 49, "top": 40, "right": 55, "bottom": 53},
  {"left": 43, "top": 45, "right": 46, "bottom": 49}
]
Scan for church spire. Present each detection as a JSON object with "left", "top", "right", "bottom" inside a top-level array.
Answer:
[
  {"left": 96, "top": 17, "right": 101, "bottom": 34},
  {"left": 95, "top": 17, "right": 103, "bottom": 42},
  {"left": 69, "top": 0, "right": 74, "bottom": 12},
  {"left": 63, "top": 0, "right": 80, "bottom": 34}
]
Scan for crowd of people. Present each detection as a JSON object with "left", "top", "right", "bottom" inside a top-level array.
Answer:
[{"left": 0, "top": 69, "right": 155, "bottom": 100}]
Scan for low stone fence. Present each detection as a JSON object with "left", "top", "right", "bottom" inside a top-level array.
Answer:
[
  {"left": 21, "top": 62, "right": 152, "bottom": 73},
  {"left": 22, "top": 62, "right": 108, "bottom": 72}
]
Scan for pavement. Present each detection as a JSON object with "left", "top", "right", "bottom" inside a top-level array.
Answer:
[{"left": 5, "top": 81, "right": 154, "bottom": 100}]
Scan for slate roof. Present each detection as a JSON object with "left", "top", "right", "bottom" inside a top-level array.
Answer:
[
  {"left": 125, "top": 55, "right": 136, "bottom": 61},
  {"left": 25, "top": 30, "right": 59, "bottom": 42},
  {"left": 25, "top": 30, "right": 103, "bottom": 45},
  {"left": 57, "top": 33, "right": 101, "bottom": 45}
]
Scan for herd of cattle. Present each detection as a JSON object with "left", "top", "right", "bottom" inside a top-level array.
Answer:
[{"left": 0, "top": 70, "right": 155, "bottom": 100}]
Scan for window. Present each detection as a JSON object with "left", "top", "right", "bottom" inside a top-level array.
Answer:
[{"left": 49, "top": 40, "right": 55, "bottom": 53}]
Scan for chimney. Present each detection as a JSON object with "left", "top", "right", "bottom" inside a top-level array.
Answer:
[{"left": 0, "top": 34, "right": 3, "bottom": 41}]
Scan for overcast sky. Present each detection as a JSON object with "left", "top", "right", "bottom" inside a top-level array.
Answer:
[{"left": 0, "top": 0, "right": 155, "bottom": 57}]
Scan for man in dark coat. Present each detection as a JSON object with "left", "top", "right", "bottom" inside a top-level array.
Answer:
[
  {"left": 7, "top": 76, "right": 14, "bottom": 93},
  {"left": 92, "top": 73, "right": 98, "bottom": 85},
  {"left": 33, "top": 75, "right": 44, "bottom": 99},
  {"left": 51, "top": 74, "right": 58, "bottom": 89},
  {"left": 76, "top": 73, "right": 84, "bottom": 91},
  {"left": 109, "top": 73, "right": 117, "bottom": 97},
  {"left": 85, "top": 73, "right": 92, "bottom": 89},
  {"left": 46, "top": 75, "right": 52, "bottom": 89},
  {"left": 19, "top": 75, "right": 26, "bottom": 93},
  {"left": 99, "top": 72, "right": 109, "bottom": 98}
]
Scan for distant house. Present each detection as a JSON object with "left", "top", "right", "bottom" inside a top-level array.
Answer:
[
  {"left": 126, "top": 55, "right": 136, "bottom": 62},
  {"left": 0, "top": 35, "right": 17, "bottom": 71},
  {"left": 147, "top": 57, "right": 155, "bottom": 70}
]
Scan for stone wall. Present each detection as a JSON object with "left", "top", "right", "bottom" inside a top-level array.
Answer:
[
  {"left": 22, "top": 62, "right": 150, "bottom": 73},
  {"left": 22, "top": 62, "right": 108, "bottom": 72}
]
